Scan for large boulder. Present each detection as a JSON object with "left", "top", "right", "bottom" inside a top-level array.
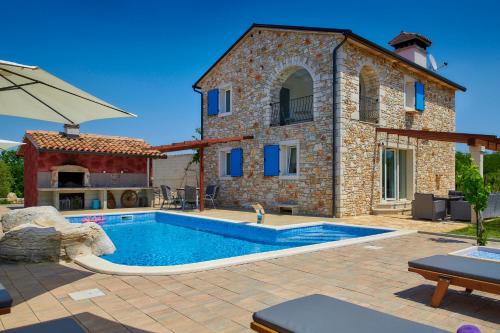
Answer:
[
  {"left": 1, "top": 206, "right": 68, "bottom": 232},
  {"left": 0, "top": 206, "right": 115, "bottom": 263}
]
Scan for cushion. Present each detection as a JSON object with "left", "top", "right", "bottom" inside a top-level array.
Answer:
[
  {"left": 409, "top": 255, "right": 500, "bottom": 284},
  {"left": 0, "top": 283, "right": 13, "bottom": 309},
  {"left": 3, "top": 318, "right": 85, "bottom": 333},
  {"left": 253, "top": 294, "right": 447, "bottom": 333}
]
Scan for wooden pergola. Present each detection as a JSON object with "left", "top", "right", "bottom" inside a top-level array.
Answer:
[
  {"left": 376, "top": 128, "right": 500, "bottom": 178},
  {"left": 376, "top": 128, "right": 500, "bottom": 152},
  {"left": 153, "top": 135, "right": 253, "bottom": 211}
]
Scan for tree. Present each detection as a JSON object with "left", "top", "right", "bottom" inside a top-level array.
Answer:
[
  {"left": 460, "top": 162, "right": 491, "bottom": 245},
  {"left": 0, "top": 160, "right": 13, "bottom": 198},
  {"left": 0, "top": 151, "right": 24, "bottom": 197},
  {"left": 455, "top": 151, "right": 472, "bottom": 192}
]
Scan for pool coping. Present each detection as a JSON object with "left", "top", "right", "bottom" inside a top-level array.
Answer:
[{"left": 71, "top": 210, "right": 417, "bottom": 276}]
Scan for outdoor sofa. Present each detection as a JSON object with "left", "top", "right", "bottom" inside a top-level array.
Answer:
[
  {"left": 0, "top": 282, "right": 13, "bottom": 315},
  {"left": 250, "top": 294, "right": 447, "bottom": 333},
  {"left": 408, "top": 255, "right": 500, "bottom": 307}
]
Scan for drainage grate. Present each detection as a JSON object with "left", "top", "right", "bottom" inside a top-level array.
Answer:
[
  {"left": 69, "top": 288, "right": 105, "bottom": 301},
  {"left": 121, "top": 215, "right": 134, "bottom": 221}
]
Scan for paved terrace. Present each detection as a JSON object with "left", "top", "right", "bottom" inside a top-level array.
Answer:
[{"left": 0, "top": 207, "right": 498, "bottom": 332}]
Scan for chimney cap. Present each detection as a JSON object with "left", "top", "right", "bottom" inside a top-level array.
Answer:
[{"left": 389, "top": 31, "right": 432, "bottom": 50}]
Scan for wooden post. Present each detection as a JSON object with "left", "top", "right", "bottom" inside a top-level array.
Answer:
[{"left": 199, "top": 148, "right": 205, "bottom": 211}]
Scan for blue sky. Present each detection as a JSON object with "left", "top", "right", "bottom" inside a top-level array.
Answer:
[{"left": 1, "top": 0, "right": 499, "bottom": 148}]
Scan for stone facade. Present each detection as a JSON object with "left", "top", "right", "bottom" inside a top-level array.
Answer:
[{"left": 197, "top": 27, "right": 458, "bottom": 217}]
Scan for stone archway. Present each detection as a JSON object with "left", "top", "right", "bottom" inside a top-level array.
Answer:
[{"left": 358, "top": 65, "right": 380, "bottom": 123}]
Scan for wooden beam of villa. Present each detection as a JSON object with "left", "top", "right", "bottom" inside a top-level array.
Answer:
[
  {"left": 153, "top": 135, "right": 254, "bottom": 153},
  {"left": 376, "top": 128, "right": 500, "bottom": 151}
]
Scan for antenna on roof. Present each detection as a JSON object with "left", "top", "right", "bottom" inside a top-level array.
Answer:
[{"left": 428, "top": 54, "right": 448, "bottom": 72}]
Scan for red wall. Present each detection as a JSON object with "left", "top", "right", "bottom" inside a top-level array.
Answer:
[
  {"left": 23, "top": 141, "right": 150, "bottom": 207},
  {"left": 36, "top": 152, "right": 147, "bottom": 173},
  {"left": 23, "top": 143, "right": 38, "bottom": 207}
]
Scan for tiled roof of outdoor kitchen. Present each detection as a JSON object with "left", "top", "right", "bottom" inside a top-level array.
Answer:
[{"left": 21, "top": 130, "right": 165, "bottom": 158}]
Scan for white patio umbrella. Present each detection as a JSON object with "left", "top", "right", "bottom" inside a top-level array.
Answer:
[
  {"left": 0, "top": 139, "right": 24, "bottom": 151},
  {"left": 0, "top": 60, "right": 136, "bottom": 124}
]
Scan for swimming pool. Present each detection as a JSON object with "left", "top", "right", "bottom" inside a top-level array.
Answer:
[{"left": 68, "top": 211, "right": 413, "bottom": 275}]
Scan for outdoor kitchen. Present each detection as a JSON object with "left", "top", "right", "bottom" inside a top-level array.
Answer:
[{"left": 18, "top": 126, "right": 165, "bottom": 210}]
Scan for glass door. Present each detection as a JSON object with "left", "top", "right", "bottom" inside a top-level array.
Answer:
[
  {"left": 382, "top": 148, "right": 408, "bottom": 201},
  {"left": 382, "top": 148, "right": 397, "bottom": 200}
]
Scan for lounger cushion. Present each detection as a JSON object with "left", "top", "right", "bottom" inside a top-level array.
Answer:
[
  {"left": 0, "top": 283, "right": 13, "bottom": 309},
  {"left": 409, "top": 255, "right": 500, "bottom": 284},
  {"left": 3, "top": 317, "right": 85, "bottom": 333},
  {"left": 253, "top": 294, "right": 447, "bottom": 333}
]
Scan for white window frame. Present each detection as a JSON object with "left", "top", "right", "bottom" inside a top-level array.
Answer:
[
  {"left": 404, "top": 76, "right": 416, "bottom": 111},
  {"left": 218, "top": 147, "right": 232, "bottom": 179},
  {"left": 218, "top": 84, "right": 232, "bottom": 117},
  {"left": 279, "top": 140, "right": 300, "bottom": 180}
]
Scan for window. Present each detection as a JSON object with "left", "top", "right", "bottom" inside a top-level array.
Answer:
[
  {"left": 219, "top": 147, "right": 243, "bottom": 178},
  {"left": 404, "top": 77, "right": 425, "bottom": 111},
  {"left": 404, "top": 77, "right": 416, "bottom": 110},
  {"left": 219, "top": 86, "right": 232, "bottom": 115},
  {"left": 279, "top": 140, "right": 300, "bottom": 179},
  {"left": 219, "top": 149, "right": 232, "bottom": 178}
]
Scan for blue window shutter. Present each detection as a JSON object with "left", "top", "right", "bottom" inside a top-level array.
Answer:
[
  {"left": 230, "top": 148, "right": 243, "bottom": 177},
  {"left": 207, "top": 89, "right": 219, "bottom": 116},
  {"left": 264, "top": 145, "right": 280, "bottom": 176},
  {"left": 415, "top": 82, "right": 425, "bottom": 111}
]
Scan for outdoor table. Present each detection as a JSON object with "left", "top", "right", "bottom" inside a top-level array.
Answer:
[
  {"left": 176, "top": 188, "right": 200, "bottom": 208},
  {"left": 434, "top": 195, "right": 463, "bottom": 216}
]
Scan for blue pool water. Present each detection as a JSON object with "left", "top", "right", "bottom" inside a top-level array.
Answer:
[
  {"left": 464, "top": 248, "right": 500, "bottom": 261},
  {"left": 68, "top": 212, "right": 391, "bottom": 266}
]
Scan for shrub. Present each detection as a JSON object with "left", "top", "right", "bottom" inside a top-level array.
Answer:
[{"left": 0, "top": 160, "right": 13, "bottom": 198}]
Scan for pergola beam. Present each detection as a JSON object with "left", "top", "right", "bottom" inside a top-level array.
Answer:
[{"left": 376, "top": 128, "right": 500, "bottom": 151}]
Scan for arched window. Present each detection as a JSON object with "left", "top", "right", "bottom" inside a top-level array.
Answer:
[
  {"left": 270, "top": 67, "right": 313, "bottom": 126},
  {"left": 358, "top": 66, "right": 379, "bottom": 123}
]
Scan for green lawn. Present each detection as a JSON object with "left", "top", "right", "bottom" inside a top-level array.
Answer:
[{"left": 448, "top": 217, "right": 500, "bottom": 239}]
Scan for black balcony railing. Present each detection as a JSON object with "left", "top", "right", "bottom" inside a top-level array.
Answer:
[
  {"left": 359, "top": 95, "right": 379, "bottom": 123},
  {"left": 270, "top": 95, "right": 313, "bottom": 127}
]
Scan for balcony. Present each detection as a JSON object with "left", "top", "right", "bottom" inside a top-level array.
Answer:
[
  {"left": 359, "top": 95, "right": 379, "bottom": 124},
  {"left": 270, "top": 95, "right": 313, "bottom": 127}
]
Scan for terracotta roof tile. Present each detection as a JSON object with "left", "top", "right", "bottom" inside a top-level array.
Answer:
[{"left": 24, "top": 130, "right": 164, "bottom": 158}]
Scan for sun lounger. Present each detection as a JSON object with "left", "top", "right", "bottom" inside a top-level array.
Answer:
[
  {"left": 3, "top": 317, "right": 85, "bottom": 332},
  {"left": 250, "top": 294, "right": 447, "bottom": 333},
  {"left": 0, "top": 282, "right": 13, "bottom": 315},
  {"left": 408, "top": 255, "right": 500, "bottom": 307}
]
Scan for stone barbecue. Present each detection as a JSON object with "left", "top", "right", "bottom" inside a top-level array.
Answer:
[{"left": 18, "top": 128, "right": 165, "bottom": 210}]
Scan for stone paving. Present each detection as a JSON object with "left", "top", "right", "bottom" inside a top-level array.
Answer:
[{"left": 1, "top": 232, "right": 499, "bottom": 332}]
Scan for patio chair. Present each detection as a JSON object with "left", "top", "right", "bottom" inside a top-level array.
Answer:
[
  {"left": 205, "top": 184, "right": 219, "bottom": 209},
  {"left": 0, "top": 283, "right": 13, "bottom": 315},
  {"left": 412, "top": 193, "right": 446, "bottom": 221},
  {"left": 160, "top": 185, "right": 177, "bottom": 209},
  {"left": 483, "top": 192, "right": 500, "bottom": 219},
  {"left": 450, "top": 200, "right": 471, "bottom": 221},
  {"left": 250, "top": 294, "right": 447, "bottom": 333},
  {"left": 3, "top": 317, "right": 86, "bottom": 332},
  {"left": 182, "top": 185, "right": 197, "bottom": 210},
  {"left": 408, "top": 255, "right": 500, "bottom": 308}
]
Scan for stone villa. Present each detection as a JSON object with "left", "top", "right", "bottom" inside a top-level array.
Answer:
[{"left": 193, "top": 24, "right": 466, "bottom": 217}]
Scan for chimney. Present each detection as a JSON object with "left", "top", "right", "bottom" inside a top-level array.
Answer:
[
  {"left": 64, "top": 124, "right": 80, "bottom": 138},
  {"left": 389, "top": 32, "right": 432, "bottom": 68}
]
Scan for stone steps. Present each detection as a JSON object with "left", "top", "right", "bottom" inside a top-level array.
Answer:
[{"left": 372, "top": 201, "right": 412, "bottom": 215}]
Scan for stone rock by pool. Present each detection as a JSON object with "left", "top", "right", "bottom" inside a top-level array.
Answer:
[{"left": 0, "top": 206, "right": 115, "bottom": 262}]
